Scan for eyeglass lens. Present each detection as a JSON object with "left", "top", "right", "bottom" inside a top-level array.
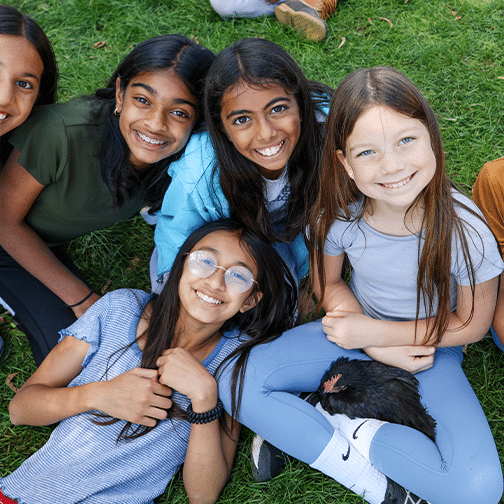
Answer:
[{"left": 188, "top": 250, "right": 255, "bottom": 293}]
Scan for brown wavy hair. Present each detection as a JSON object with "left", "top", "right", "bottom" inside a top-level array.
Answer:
[{"left": 308, "top": 66, "right": 481, "bottom": 345}]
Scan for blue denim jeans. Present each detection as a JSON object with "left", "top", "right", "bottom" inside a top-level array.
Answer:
[{"left": 209, "top": 0, "right": 285, "bottom": 18}]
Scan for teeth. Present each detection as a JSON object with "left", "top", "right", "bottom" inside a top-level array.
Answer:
[
  {"left": 256, "top": 141, "right": 284, "bottom": 157},
  {"left": 0, "top": 113, "right": 7, "bottom": 120},
  {"left": 136, "top": 131, "right": 167, "bottom": 145},
  {"left": 381, "top": 175, "right": 412, "bottom": 189},
  {"left": 196, "top": 291, "right": 223, "bottom": 305}
]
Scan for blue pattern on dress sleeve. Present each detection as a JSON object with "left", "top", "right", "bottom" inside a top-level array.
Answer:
[{"left": 58, "top": 293, "right": 112, "bottom": 368}]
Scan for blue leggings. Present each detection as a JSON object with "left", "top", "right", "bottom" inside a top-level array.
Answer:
[
  {"left": 491, "top": 326, "right": 504, "bottom": 352},
  {"left": 218, "top": 320, "right": 503, "bottom": 504}
]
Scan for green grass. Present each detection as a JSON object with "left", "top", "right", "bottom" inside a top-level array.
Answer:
[{"left": 1, "top": 0, "right": 504, "bottom": 502}]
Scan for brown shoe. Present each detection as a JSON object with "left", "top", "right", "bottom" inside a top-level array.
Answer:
[
  {"left": 275, "top": 0, "right": 337, "bottom": 41},
  {"left": 275, "top": 0, "right": 324, "bottom": 41},
  {"left": 300, "top": 0, "right": 338, "bottom": 20}
]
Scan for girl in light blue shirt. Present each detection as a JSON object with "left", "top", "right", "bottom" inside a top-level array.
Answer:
[{"left": 153, "top": 38, "right": 333, "bottom": 293}]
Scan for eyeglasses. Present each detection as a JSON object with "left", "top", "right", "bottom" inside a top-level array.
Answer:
[{"left": 187, "top": 250, "right": 257, "bottom": 294}]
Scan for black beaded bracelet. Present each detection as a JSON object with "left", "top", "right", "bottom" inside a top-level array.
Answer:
[
  {"left": 66, "top": 289, "right": 94, "bottom": 308},
  {"left": 186, "top": 399, "right": 223, "bottom": 424}
]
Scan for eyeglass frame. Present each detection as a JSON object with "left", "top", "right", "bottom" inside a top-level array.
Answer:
[{"left": 186, "top": 249, "right": 258, "bottom": 294}]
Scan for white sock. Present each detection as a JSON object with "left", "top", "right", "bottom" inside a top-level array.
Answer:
[
  {"left": 316, "top": 403, "right": 386, "bottom": 461},
  {"left": 310, "top": 430, "right": 388, "bottom": 504}
]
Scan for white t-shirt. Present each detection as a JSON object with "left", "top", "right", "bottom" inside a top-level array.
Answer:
[{"left": 264, "top": 167, "right": 290, "bottom": 219}]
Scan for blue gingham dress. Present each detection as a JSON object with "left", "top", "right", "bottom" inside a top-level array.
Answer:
[{"left": 0, "top": 289, "right": 247, "bottom": 504}]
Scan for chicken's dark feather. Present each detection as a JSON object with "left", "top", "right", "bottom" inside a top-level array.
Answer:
[{"left": 315, "top": 357, "right": 436, "bottom": 442}]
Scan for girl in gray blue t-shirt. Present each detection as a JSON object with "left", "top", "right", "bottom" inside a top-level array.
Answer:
[{"left": 217, "top": 67, "right": 504, "bottom": 504}]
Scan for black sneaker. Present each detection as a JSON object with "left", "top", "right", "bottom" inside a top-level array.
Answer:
[
  {"left": 250, "top": 435, "right": 288, "bottom": 482},
  {"left": 382, "top": 478, "right": 432, "bottom": 504}
]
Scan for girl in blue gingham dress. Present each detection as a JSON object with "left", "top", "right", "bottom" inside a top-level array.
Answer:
[{"left": 1, "top": 220, "right": 296, "bottom": 504}]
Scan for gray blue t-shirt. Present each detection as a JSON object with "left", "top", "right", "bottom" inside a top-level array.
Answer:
[
  {"left": 323, "top": 191, "right": 504, "bottom": 321},
  {"left": 0, "top": 289, "right": 248, "bottom": 504}
]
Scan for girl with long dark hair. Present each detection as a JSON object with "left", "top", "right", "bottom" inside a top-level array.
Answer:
[
  {"left": 1, "top": 220, "right": 297, "bottom": 504},
  {"left": 152, "top": 37, "right": 333, "bottom": 294},
  {"left": 0, "top": 4, "right": 58, "bottom": 153},
  {"left": 0, "top": 34, "right": 214, "bottom": 365},
  {"left": 0, "top": 4, "right": 58, "bottom": 358}
]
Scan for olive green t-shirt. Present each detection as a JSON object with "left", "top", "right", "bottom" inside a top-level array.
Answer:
[
  {"left": 9, "top": 99, "right": 148, "bottom": 246},
  {"left": 0, "top": 132, "right": 13, "bottom": 170}
]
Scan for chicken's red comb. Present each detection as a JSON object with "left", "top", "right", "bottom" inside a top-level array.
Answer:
[{"left": 323, "top": 373, "right": 342, "bottom": 392}]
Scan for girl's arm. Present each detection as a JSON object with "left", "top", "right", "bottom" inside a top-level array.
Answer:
[
  {"left": 183, "top": 411, "right": 239, "bottom": 504},
  {"left": 312, "top": 250, "right": 363, "bottom": 314},
  {"left": 319, "top": 253, "right": 498, "bottom": 349},
  {"left": 363, "top": 345, "right": 435, "bottom": 374},
  {"left": 315, "top": 252, "right": 435, "bottom": 373},
  {"left": 0, "top": 149, "right": 100, "bottom": 316},
  {"left": 154, "top": 133, "right": 229, "bottom": 278},
  {"left": 157, "top": 348, "right": 239, "bottom": 504},
  {"left": 9, "top": 335, "right": 172, "bottom": 426}
]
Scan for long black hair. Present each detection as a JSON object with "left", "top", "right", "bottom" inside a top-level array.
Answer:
[
  {"left": 93, "top": 34, "right": 215, "bottom": 210},
  {"left": 204, "top": 38, "right": 333, "bottom": 243},
  {"left": 100, "top": 220, "right": 297, "bottom": 440},
  {"left": 0, "top": 4, "right": 58, "bottom": 107}
]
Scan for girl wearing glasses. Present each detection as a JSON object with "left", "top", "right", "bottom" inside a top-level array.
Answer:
[{"left": 1, "top": 220, "right": 297, "bottom": 504}]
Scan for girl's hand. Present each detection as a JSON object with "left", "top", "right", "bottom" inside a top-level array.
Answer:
[
  {"left": 9, "top": 336, "right": 173, "bottom": 427},
  {"left": 157, "top": 348, "right": 218, "bottom": 412},
  {"left": 322, "top": 310, "right": 376, "bottom": 349},
  {"left": 364, "top": 345, "right": 435, "bottom": 374},
  {"left": 95, "top": 367, "right": 173, "bottom": 427}
]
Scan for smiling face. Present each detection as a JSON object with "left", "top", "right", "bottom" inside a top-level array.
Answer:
[
  {"left": 337, "top": 105, "right": 437, "bottom": 216},
  {"left": 178, "top": 230, "right": 261, "bottom": 331},
  {"left": 0, "top": 34, "right": 44, "bottom": 137},
  {"left": 115, "top": 69, "right": 198, "bottom": 170},
  {"left": 219, "top": 81, "right": 302, "bottom": 180}
]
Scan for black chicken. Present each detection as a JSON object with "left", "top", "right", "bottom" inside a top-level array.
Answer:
[{"left": 309, "top": 357, "right": 436, "bottom": 442}]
